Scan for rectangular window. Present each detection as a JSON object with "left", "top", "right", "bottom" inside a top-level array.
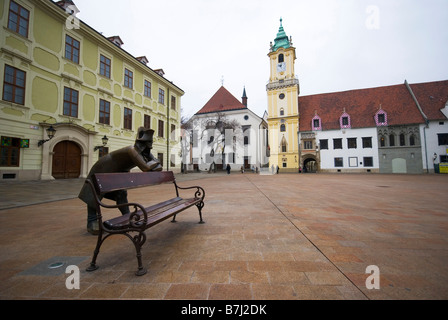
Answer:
[
  {"left": 378, "top": 113, "right": 385, "bottom": 123},
  {"left": 362, "top": 137, "right": 372, "bottom": 148},
  {"left": 342, "top": 117, "right": 349, "bottom": 126},
  {"left": 100, "top": 55, "right": 111, "bottom": 78},
  {"left": 99, "top": 99, "right": 110, "bottom": 125},
  {"left": 313, "top": 119, "right": 320, "bottom": 128},
  {"left": 347, "top": 138, "right": 357, "bottom": 149},
  {"left": 3, "top": 65, "right": 26, "bottom": 105},
  {"left": 319, "top": 139, "right": 328, "bottom": 150},
  {"left": 349, "top": 157, "right": 358, "bottom": 167},
  {"left": 124, "top": 69, "right": 133, "bottom": 89},
  {"left": 171, "top": 96, "right": 176, "bottom": 110},
  {"left": 65, "top": 35, "right": 80, "bottom": 64},
  {"left": 159, "top": 89, "right": 165, "bottom": 104},
  {"left": 304, "top": 140, "right": 313, "bottom": 150},
  {"left": 437, "top": 133, "right": 448, "bottom": 146},
  {"left": 63, "top": 87, "right": 78, "bottom": 117},
  {"left": 124, "top": 107, "right": 132, "bottom": 130},
  {"left": 8, "top": 1, "right": 29, "bottom": 38},
  {"left": 333, "top": 138, "right": 342, "bottom": 149},
  {"left": 158, "top": 153, "right": 164, "bottom": 166},
  {"left": 144, "top": 80, "right": 151, "bottom": 98},
  {"left": 144, "top": 114, "right": 151, "bottom": 128},
  {"left": 334, "top": 157, "right": 343, "bottom": 167},
  {"left": 171, "top": 124, "right": 176, "bottom": 141},
  {"left": 158, "top": 119, "right": 164, "bottom": 138},
  {"left": 364, "top": 157, "right": 373, "bottom": 167},
  {"left": 0, "top": 136, "right": 20, "bottom": 167},
  {"left": 98, "top": 146, "right": 109, "bottom": 158}
]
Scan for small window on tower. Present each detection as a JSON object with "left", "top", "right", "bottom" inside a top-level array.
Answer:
[{"left": 278, "top": 54, "right": 284, "bottom": 63}]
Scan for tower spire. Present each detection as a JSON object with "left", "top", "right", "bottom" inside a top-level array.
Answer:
[
  {"left": 271, "top": 17, "right": 291, "bottom": 52},
  {"left": 242, "top": 86, "right": 248, "bottom": 107}
]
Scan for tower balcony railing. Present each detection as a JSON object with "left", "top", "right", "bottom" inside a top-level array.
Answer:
[{"left": 266, "top": 77, "right": 300, "bottom": 91}]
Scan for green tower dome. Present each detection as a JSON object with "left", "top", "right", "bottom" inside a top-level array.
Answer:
[{"left": 271, "top": 18, "right": 291, "bottom": 52}]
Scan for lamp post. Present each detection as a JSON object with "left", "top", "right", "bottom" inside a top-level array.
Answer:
[
  {"left": 94, "top": 135, "right": 109, "bottom": 151},
  {"left": 38, "top": 125, "right": 56, "bottom": 147}
]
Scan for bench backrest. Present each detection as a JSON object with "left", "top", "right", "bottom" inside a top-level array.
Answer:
[{"left": 92, "top": 171, "right": 175, "bottom": 195}]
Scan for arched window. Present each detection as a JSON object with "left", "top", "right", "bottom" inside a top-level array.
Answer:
[
  {"left": 281, "top": 136, "right": 287, "bottom": 153},
  {"left": 399, "top": 133, "right": 406, "bottom": 146},
  {"left": 389, "top": 134, "right": 395, "bottom": 146},
  {"left": 409, "top": 134, "right": 415, "bottom": 146},
  {"left": 280, "top": 108, "right": 284, "bottom": 116},
  {"left": 379, "top": 135, "right": 386, "bottom": 147},
  {"left": 278, "top": 54, "right": 284, "bottom": 63},
  {"left": 280, "top": 124, "right": 286, "bottom": 132}
]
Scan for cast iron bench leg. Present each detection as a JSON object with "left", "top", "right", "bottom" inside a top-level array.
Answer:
[
  {"left": 132, "top": 232, "right": 147, "bottom": 276},
  {"left": 197, "top": 201, "right": 205, "bottom": 224},
  {"left": 86, "top": 230, "right": 104, "bottom": 272}
]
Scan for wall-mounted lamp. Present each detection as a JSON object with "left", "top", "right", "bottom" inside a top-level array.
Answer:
[
  {"left": 94, "top": 135, "right": 109, "bottom": 151},
  {"left": 38, "top": 125, "right": 56, "bottom": 147}
]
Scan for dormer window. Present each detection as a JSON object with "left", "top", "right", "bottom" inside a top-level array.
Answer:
[
  {"left": 312, "top": 114, "right": 322, "bottom": 131},
  {"left": 340, "top": 111, "right": 351, "bottom": 129},
  {"left": 375, "top": 108, "right": 388, "bottom": 126}
]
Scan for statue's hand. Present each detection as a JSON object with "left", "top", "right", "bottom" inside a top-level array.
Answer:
[{"left": 146, "top": 160, "right": 163, "bottom": 171}]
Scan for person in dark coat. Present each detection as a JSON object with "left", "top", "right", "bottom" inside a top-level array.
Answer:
[{"left": 78, "top": 127, "right": 162, "bottom": 234}]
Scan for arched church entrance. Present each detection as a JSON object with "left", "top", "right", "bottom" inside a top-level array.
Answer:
[
  {"left": 52, "top": 141, "right": 81, "bottom": 179},
  {"left": 303, "top": 157, "right": 317, "bottom": 173}
]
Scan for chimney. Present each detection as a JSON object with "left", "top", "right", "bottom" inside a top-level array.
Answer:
[{"left": 107, "top": 36, "right": 124, "bottom": 48}]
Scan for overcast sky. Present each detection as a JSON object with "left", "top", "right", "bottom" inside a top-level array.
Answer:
[{"left": 67, "top": 0, "right": 448, "bottom": 119}]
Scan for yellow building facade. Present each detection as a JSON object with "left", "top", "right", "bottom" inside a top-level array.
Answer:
[
  {"left": 0, "top": 0, "right": 184, "bottom": 180},
  {"left": 267, "top": 19, "right": 300, "bottom": 172}
]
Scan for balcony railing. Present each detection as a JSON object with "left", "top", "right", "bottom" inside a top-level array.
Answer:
[{"left": 266, "top": 77, "right": 299, "bottom": 90}]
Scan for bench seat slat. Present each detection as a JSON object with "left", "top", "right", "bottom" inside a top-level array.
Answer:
[
  {"left": 104, "top": 197, "right": 201, "bottom": 230},
  {"left": 93, "top": 171, "right": 175, "bottom": 194}
]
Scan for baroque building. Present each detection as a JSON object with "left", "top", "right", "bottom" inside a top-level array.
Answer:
[{"left": 0, "top": 0, "right": 184, "bottom": 180}]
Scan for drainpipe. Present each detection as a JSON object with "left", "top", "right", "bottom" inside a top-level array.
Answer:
[
  {"left": 404, "top": 80, "right": 429, "bottom": 173},
  {"left": 167, "top": 87, "right": 170, "bottom": 170}
]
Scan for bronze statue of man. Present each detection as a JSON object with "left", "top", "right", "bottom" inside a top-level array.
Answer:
[{"left": 78, "top": 127, "right": 162, "bottom": 234}]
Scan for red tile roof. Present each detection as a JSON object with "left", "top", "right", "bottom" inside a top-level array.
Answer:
[
  {"left": 298, "top": 81, "right": 448, "bottom": 131},
  {"left": 196, "top": 86, "right": 247, "bottom": 115},
  {"left": 409, "top": 80, "right": 448, "bottom": 121}
]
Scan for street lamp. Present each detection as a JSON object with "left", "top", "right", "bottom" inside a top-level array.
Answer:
[
  {"left": 38, "top": 125, "right": 56, "bottom": 147},
  {"left": 94, "top": 135, "right": 109, "bottom": 151}
]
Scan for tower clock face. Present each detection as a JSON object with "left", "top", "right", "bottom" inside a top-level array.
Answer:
[{"left": 277, "top": 62, "right": 286, "bottom": 72}]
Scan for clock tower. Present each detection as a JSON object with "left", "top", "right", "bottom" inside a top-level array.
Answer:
[{"left": 267, "top": 18, "right": 300, "bottom": 172}]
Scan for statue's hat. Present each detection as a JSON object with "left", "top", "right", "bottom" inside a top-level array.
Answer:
[{"left": 136, "top": 127, "right": 155, "bottom": 142}]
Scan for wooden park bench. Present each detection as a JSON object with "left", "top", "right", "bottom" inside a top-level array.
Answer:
[{"left": 84, "top": 171, "right": 205, "bottom": 276}]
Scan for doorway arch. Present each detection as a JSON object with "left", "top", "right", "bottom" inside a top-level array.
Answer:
[
  {"left": 303, "top": 156, "right": 317, "bottom": 173},
  {"left": 52, "top": 140, "right": 81, "bottom": 179}
]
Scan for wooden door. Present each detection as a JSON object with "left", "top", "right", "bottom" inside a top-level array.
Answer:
[{"left": 52, "top": 141, "right": 81, "bottom": 179}]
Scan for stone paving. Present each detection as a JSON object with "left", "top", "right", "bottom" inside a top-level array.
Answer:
[{"left": 0, "top": 172, "right": 447, "bottom": 300}]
